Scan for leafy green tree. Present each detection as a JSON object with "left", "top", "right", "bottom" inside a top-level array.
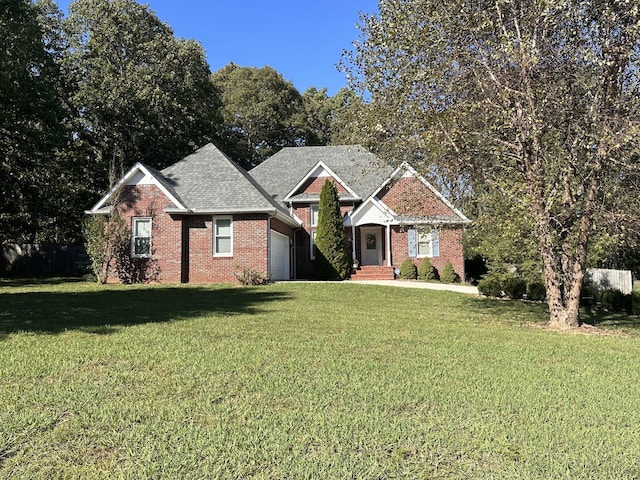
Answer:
[
  {"left": 0, "top": 0, "right": 69, "bottom": 244},
  {"left": 211, "top": 63, "right": 305, "bottom": 168},
  {"left": 63, "top": 0, "right": 220, "bottom": 185},
  {"left": 297, "top": 87, "right": 362, "bottom": 147},
  {"left": 314, "top": 180, "right": 350, "bottom": 280},
  {"left": 343, "top": 0, "right": 640, "bottom": 329}
]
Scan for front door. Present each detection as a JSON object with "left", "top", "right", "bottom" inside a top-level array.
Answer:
[{"left": 361, "top": 227, "right": 382, "bottom": 265}]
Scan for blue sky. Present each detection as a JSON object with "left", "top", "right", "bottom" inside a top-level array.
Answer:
[{"left": 54, "top": 0, "right": 379, "bottom": 95}]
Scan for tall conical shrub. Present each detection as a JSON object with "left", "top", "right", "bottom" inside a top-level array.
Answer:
[{"left": 315, "top": 179, "right": 351, "bottom": 280}]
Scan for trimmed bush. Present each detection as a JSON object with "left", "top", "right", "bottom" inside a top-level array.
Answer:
[
  {"left": 504, "top": 276, "right": 527, "bottom": 300},
  {"left": 440, "top": 261, "right": 460, "bottom": 284},
  {"left": 629, "top": 292, "right": 640, "bottom": 315},
  {"left": 527, "top": 282, "right": 546, "bottom": 302},
  {"left": 417, "top": 258, "right": 439, "bottom": 281},
  {"left": 314, "top": 179, "right": 351, "bottom": 280},
  {"left": 477, "top": 275, "right": 503, "bottom": 297},
  {"left": 600, "top": 289, "right": 626, "bottom": 312},
  {"left": 580, "top": 285, "right": 595, "bottom": 307},
  {"left": 399, "top": 258, "right": 417, "bottom": 280}
]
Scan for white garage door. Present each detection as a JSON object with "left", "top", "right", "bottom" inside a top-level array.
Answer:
[{"left": 270, "top": 230, "right": 290, "bottom": 280}]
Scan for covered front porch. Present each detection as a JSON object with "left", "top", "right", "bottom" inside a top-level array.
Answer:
[{"left": 345, "top": 198, "right": 397, "bottom": 280}]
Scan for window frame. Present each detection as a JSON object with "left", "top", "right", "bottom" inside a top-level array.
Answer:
[
  {"left": 310, "top": 229, "right": 317, "bottom": 260},
  {"left": 131, "top": 217, "right": 152, "bottom": 258},
  {"left": 416, "top": 229, "right": 439, "bottom": 258},
  {"left": 310, "top": 204, "right": 319, "bottom": 227},
  {"left": 213, "top": 215, "right": 233, "bottom": 256}
]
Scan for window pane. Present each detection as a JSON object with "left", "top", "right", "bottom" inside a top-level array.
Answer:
[
  {"left": 417, "top": 232, "right": 431, "bottom": 256},
  {"left": 216, "top": 219, "right": 231, "bottom": 236},
  {"left": 134, "top": 238, "right": 150, "bottom": 255},
  {"left": 135, "top": 219, "right": 151, "bottom": 237},
  {"left": 216, "top": 237, "right": 231, "bottom": 254},
  {"left": 310, "top": 205, "right": 318, "bottom": 226}
]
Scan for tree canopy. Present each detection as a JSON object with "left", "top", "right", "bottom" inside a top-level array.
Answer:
[
  {"left": 211, "top": 64, "right": 305, "bottom": 169},
  {"left": 344, "top": 0, "right": 640, "bottom": 328},
  {"left": 63, "top": 0, "right": 221, "bottom": 179},
  {"left": 0, "top": 0, "right": 69, "bottom": 243}
]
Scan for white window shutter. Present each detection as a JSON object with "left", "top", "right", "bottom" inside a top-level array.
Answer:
[{"left": 408, "top": 228, "right": 417, "bottom": 258}]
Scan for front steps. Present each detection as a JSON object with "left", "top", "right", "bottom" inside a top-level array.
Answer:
[{"left": 350, "top": 265, "right": 395, "bottom": 281}]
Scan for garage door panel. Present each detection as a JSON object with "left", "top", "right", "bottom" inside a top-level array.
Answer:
[{"left": 270, "top": 230, "right": 289, "bottom": 280}]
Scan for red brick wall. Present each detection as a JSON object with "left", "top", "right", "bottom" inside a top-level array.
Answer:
[
  {"left": 185, "top": 214, "right": 268, "bottom": 283},
  {"left": 379, "top": 177, "right": 457, "bottom": 217},
  {"left": 113, "top": 185, "right": 275, "bottom": 284},
  {"left": 390, "top": 225, "right": 465, "bottom": 280},
  {"left": 116, "top": 184, "right": 182, "bottom": 283},
  {"left": 298, "top": 176, "right": 347, "bottom": 194}
]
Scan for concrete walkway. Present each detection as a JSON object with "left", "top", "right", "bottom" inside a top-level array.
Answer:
[{"left": 348, "top": 279, "right": 479, "bottom": 295}]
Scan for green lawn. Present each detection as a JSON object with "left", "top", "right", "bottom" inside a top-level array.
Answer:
[{"left": 1, "top": 279, "right": 640, "bottom": 479}]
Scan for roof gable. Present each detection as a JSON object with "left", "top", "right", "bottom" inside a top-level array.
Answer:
[
  {"left": 283, "top": 160, "right": 360, "bottom": 202},
  {"left": 250, "top": 145, "right": 394, "bottom": 206},
  {"left": 88, "top": 144, "right": 301, "bottom": 227},
  {"left": 371, "top": 162, "right": 470, "bottom": 224},
  {"left": 88, "top": 162, "right": 185, "bottom": 214}
]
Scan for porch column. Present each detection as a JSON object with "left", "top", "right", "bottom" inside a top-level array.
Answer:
[
  {"left": 351, "top": 223, "right": 357, "bottom": 262},
  {"left": 386, "top": 223, "right": 392, "bottom": 266}
]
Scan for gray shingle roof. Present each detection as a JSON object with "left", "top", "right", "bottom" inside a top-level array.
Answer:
[
  {"left": 158, "top": 143, "right": 289, "bottom": 215},
  {"left": 249, "top": 145, "right": 394, "bottom": 206}
]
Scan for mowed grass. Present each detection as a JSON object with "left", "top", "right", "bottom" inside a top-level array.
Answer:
[{"left": 1, "top": 280, "right": 640, "bottom": 479}]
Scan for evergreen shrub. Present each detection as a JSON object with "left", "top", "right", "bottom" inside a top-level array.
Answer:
[
  {"left": 527, "top": 282, "right": 546, "bottom": 301},
  {"left": 440, "top": 261, "right": 459, "bottom": 284},
  {"left": 417, "top": 258, "right": 439, "bottom": 281},
  {"left": 600, "top": 289, "right": 626, "bottom": 312},
  {"left": 504, "top": 276, "right": 527, "bottom": 299},
  {"left": 399, "top": 258, "right": 417, "bottom": 280},
  {"left": 314, "top": 180, "right": 351, "bottom": 280},
  {"left": 477, "top": 275, "right": 503, "bottom": 297}
]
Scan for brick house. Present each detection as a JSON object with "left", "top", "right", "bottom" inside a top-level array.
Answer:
[{"left": 87, "top": 143, "right": 470, "bottom": 283}]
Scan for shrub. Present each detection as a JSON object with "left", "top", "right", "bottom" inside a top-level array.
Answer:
[
  {"left": 504, "top": 276, "right": 527, "bottom": 300},
  {"left": 399, "top": 258, "right": 417, "bottom": 280},
  {"left": 600, "top": 289, "right": 626, "bottom": 312},
  {"left": 314, "top": 180, "right": 351, "bottom": 280},
  {"left": 440, "top": 261, "right": 460, "bottom": 284},
  {"left": 417, "top": 258, "right": 439, "bottom": 281},
  {"left": 527, "top": 282, "right": 546, "bottom": 302},
  {"left": 629, "top": 292, "right": 640, "bottom": 315},
  {"left": 477, "top": 275, "right": 503, "bottom": 297},
  {"left": 234, "top": 266, "right": 271, "bottom": 286},
  {"left": 580, "top": 284, "right": 595, "bottom": 307}
]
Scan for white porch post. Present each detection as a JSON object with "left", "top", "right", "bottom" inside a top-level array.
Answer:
[
  {"left": 351, "top": 223, "right": 357, "bottom": 262},
  {"left": 386, "top": 223, "right": 392, "bottom": 266}
]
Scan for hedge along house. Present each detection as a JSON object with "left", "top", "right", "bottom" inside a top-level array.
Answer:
[
  {"left": 250, "top": 145, "right": 471, "bottom": 281},
  {"left": 87, "top": 143, "right": 470, "bottom": 283}
]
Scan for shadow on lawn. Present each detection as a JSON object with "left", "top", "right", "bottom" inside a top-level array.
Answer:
[
  {"left": 464, "top": 295, "right": 640, "bottom": 331},
  {"left": 0, "top": 284, "right": 290, "bottom": 339}
]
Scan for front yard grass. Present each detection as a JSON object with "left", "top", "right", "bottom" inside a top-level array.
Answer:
[{"left": 1, "top": 280, "right": 640, "bottom": 479}]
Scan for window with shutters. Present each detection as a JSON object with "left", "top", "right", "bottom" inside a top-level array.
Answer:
[{"left": 409, "top": 227, "right": 439, "bottom": 258}]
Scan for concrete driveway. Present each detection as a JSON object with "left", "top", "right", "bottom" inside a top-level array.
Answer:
[{"left": 348, "top": 279, "right": 479, "bottom": 295}]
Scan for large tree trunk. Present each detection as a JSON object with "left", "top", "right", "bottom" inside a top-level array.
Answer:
[
  {"left": 534, "top": 173, "right": 599, "bottom": 329},
  {"left": 537, "top": 223, "right": 583, "bottom": 329}
]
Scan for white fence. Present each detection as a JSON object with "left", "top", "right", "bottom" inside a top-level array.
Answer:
[{"left": 586, "top": 268, "right": 633, "bottom": 295}]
